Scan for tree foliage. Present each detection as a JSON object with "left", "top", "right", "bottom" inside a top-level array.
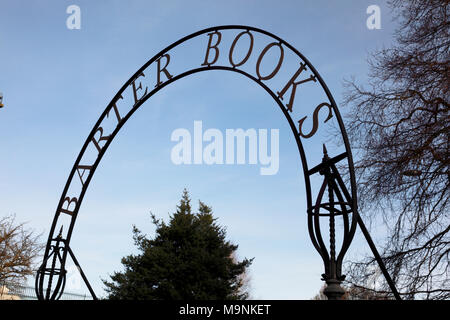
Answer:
[
  {"left": 343, "top": 0, "right": 449, "bottom": 299},
  {"left": 103, "top": 190, "right": 253, "bottom": 300},
  {"left": 0, "top": 215, "right": 42, "bottom": 286}
]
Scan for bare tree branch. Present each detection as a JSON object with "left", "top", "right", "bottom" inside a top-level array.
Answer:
[
  {"left": 342, "top": 0, "right": 449, "bottom": 300},
  {"left": 0, "top": 215, "right": 43, "bottom": 287}
]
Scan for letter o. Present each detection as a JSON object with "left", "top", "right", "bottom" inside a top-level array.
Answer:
[
  {"left": 256, "top": 42, "right": 284, "bottom": 81},
  {"left": 228, "top": 31, "right": 254, "bottom": 68}
]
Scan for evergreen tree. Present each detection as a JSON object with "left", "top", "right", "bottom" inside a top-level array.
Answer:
[{"left": 103, "top": 189, "right": 253, "bottom": 300}]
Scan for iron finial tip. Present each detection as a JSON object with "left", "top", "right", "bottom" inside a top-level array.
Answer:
[
  {"left": 323, "top": 144, "right": 328, "bottom": 155},
  {"left": 57, "top": 226, "right": 64, "bottom": 238}
]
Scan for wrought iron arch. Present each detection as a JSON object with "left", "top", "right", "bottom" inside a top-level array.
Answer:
[{"left": 35, "top": 25, "right": 400, "bottom": 300}]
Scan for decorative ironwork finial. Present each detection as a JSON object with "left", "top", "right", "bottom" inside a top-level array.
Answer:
[
  {"left": 57, "top": 226, "right": 64, "bottom": 239},
  {"left": 307, "top": 144, "right": 358, "bottom": 299},
  {"left": 322, "top": 143, "right": 328, "bottom": 158}
]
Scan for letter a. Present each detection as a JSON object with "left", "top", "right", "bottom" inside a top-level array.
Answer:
[
  {"left": 366, "top": 5, "right": 381, "bottom": 30},
  {"left": 171, "top": 129, "right": 192, "bottom": 165},
  {"left": 66, "top": 5, "right": 81, "bottom": 30}
]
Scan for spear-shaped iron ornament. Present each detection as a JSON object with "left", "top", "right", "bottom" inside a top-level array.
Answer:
[{"left": 308, "top": 145, "right": 358, "bottom": 299}]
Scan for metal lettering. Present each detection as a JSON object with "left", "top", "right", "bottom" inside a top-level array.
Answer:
[
  {"left": 91, "top": 127, "right": 110, "bottom": 153},
  {"left": 76, "top": 165, "right": 93, "bottom": 186},
  {"left": 201, "top": 31, "right": 222, "bottom": 66},
  {"left": 277, "top": 62, "right": 317, "bottom": 112},
  {"left": 298, "top": 102, "right": 333, "bottom": 138},
  {"left": 229, "top": 31, "right": 254, "bottom": 68},
  {"left": 106, "top": 94, "right": 124, "bottom": 124},
  {"left": 255, "top": 42, "right": 284, "bottom": 81},
  {"left": 60, "top": 197, "right": 78, "bottom": 215},
  {"left": 131, "top": 72, "right": 148, "bottom": 106},
  {"left": 155, "top": 54, "right": 173, "bottom": 87}
]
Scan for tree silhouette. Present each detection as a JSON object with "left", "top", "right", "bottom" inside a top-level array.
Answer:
[
  {"left": 343, "top": 0, "right": 449, "bottom": 299},
  {"left": 103, "top": 189, "right": 253, "bottom": 300},
  {"left": 0, "top": 215, "right": 42, "bottom": 287}
]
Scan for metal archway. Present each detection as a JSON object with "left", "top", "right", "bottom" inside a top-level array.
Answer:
[{"left": 35, "top": 25, "right": 400, "bottom": 300}]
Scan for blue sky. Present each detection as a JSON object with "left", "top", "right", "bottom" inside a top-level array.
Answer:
[{"left": 0, "top": 0, "right": 397, "bottom": 299}]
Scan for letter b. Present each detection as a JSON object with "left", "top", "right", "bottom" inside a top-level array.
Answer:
[{"left": 202, "top": 31, "right": 222, "bottom": 66}]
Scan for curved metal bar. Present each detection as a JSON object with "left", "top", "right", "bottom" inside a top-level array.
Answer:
[
  {"left": 36, "top": 25, "right": 362, "bottom": 300},
  {"left": 330, "top": 179, "right": 351, "bottom": 276},
  {"left": 329, "top": 162, "right": 359, "bottom": 260},
  {"left": 311, "top": 178, "right": 331, "bottom": 272}
]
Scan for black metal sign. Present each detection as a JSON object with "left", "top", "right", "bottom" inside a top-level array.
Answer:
[{"left": 35, "top": 25, "right": 400, "bottom": 300}]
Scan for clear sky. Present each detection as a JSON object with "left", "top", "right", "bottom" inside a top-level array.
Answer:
[{"left": 0, "top": 0, "right": 397, "bottom": 299}]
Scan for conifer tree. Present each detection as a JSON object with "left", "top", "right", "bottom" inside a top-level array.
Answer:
[{"left": 103, "top": 189, "right": 253, "bottom": 300}]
